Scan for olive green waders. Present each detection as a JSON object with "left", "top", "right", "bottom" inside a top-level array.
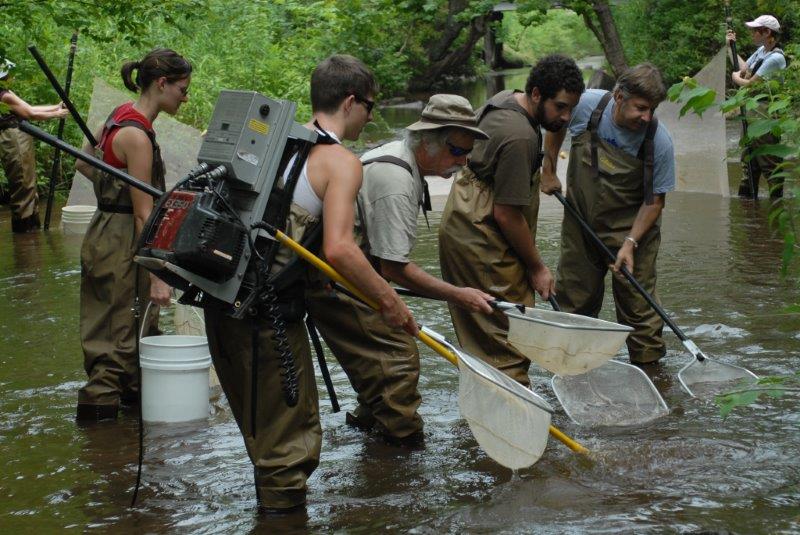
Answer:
[
  {"left": 438, "top": 167, "right": 539, "bottom": 386},
  {"left": 555, "top": 98, "right": 666, "bottom": 364},
  {"left": 307, "top": 285, "right": 424, "bottom": 439},
  {"left": 740, "top": 131, "right": 784, "bottom": 198},
  {"left": 204, "top": 310, "right": 321, "bottom": 509},
  {"left": 78, "top": 129, "right": 164, "bottom": 415},
  {"left": 205, "top": 203, "right": 322, "bottom": 509},
  {"left": 0, "top": 127, "right": 40, "bottom": 232}
]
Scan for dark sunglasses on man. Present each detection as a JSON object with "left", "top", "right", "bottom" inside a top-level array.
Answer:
[
  {"left": 353, "top": 94, "right": 375, "bottom": 114},
  {"left": 446, "top": 139, "right": 472, "bottom": 157}
]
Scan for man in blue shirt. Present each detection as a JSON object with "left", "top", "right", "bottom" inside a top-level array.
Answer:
[
  {"left": 727, "top": 14, "right": 787, "bottom": 198},
  {"left": 542, "top": 63, "right": 674, "bottom": 365}
]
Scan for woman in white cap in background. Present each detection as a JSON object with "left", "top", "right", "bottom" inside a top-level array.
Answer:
[{"left": 726, "top": 14, "right": 787, "bottom": 198}]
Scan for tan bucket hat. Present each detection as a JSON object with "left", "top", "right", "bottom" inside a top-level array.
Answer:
[{"left": 406, "top": 94, "right": 488, "bottom": 139}]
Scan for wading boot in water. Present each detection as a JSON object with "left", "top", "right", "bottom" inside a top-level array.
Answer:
[
  {"left": 11, "top": 212, "right": 41, "bottom": 233},
  {"left": 345, "top": 405, "right": 376, "bottom": 431},
  {"left": 75, "top": 403, "right": 119, "bottom": 422}
]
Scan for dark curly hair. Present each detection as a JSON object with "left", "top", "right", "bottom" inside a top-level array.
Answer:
[{"left": 525, "top": 54, "right": 585, "bottom": 101}]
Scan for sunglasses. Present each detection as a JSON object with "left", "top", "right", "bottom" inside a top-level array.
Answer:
[
  {"left": 353, "top": 94, "right": 375, "bottom": 114},
  {"left": 446, "top": 140, "right": 472, "bottom": 157}
]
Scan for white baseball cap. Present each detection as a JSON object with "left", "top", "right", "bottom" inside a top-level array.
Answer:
[
  {"left": 0, "top": 58, "right": 15, "bottom": 79},
  {"left": 745, "top": 15, "right": 781, "bottom": 33}
]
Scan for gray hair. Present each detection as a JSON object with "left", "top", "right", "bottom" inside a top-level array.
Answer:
[{"left": 405, "top": 128, "right": 452, "bottom": 157}]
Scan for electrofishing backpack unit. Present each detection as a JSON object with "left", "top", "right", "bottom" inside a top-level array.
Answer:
[{"left": 136, "top": 90, "right": 318, "bottom": 318}]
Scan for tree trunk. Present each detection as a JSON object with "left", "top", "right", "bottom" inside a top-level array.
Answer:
[
  {"left": 582, "top": 0, "right": 628, "bottom": 78},
  {"left": 408, "top": 0, "right": 490, "bottom": 91}
]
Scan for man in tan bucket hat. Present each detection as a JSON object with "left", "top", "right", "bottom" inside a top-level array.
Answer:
[{"left": 308, "top": 94, "right": 494, "bottom": 446}]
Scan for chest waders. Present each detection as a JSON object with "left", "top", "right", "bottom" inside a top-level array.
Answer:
[
  {"left": 77, "top": 110, "right": 166, "bottom": 420},
  {"left": 201, "top": 123, "right": 335, "bottom": 509},
  {"left": 307, "top": 153, "right": 426, "bottom": 441},
  {"left": 438, "top": 92, "right": 543, "bottom": 386},
  {"left": 555, "top": 92, "right": 667, "bottom": 364}
]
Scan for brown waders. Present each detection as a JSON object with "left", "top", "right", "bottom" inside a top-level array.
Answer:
[
  {"left": 205, "top": 202, "right": 323, "bottom": 510},
  {"left": 740, "top": 131, "right": 784, "bottom": 199},
  {"left": 0, "top": 127, "right": 41, "bottom": 232},
  {"left": 77, "top": 116, "right": 164, "bottom": 419},
  {"left": 307, "top": 285, "right": 424, "bottom": 441},
  {"left": 555, "top": 93, "right": 666, "bottom": 364},
  {"left": 438, "top": 167, "right": 538, "bottom": 386},
  {"left": 306, "top": 152, "right": 424, "bottom": 442},
  {"left": 204, "top": 310, "right": 321, "bottom": 510}
]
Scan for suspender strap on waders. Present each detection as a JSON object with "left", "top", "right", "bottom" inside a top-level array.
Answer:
[
  {"left": 249, "top": 119, "right": 342, "bottom": 435},
  {"left": 472, "top": 91, "right": 545, "bottom": 177},
  {"left": 588, "top": 91, "right": 658, "bottom": 205},
  {"left": 361, "top": 154, "right": 432, "bottom": 228},
  {"left": 751, "top": 48, "right": 785, "bottom": 74},
  {"left": 305, "top": 315, "right": 340, "bottom": 412}
]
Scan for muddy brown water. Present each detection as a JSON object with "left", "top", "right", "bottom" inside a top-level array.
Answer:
[{"left": 1, "top": 71, "right": 799, "bottom": 533}]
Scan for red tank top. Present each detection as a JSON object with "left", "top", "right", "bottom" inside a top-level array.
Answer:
[{"left": 100, "top": 102, "right": 154, "bottom": 168}]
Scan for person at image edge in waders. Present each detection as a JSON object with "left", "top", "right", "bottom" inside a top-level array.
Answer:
[
  {"left": 307, "top": 94, "right": 493, "bottom": 446},
  {"left": 203, "top": 55, "right": 417, "bottom": 514},
  {"left": 74, "top": 49, "right": 192, "bottom": 421},
  {"left": 541, "top": 63, "right": 676, "bottom": 365},
  {"left": 438, "top": 55, "right": 585, "bottom": 386},
  {"left": 0, "top": 58, "right": 70, "bottom": 232},
  {"left": 726, "top": 14, "right": 787, "bottom": 198}
]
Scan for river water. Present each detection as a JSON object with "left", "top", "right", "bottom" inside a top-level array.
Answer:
[{"left": 1, "top": 71, "right": 798, "bottom": 533}]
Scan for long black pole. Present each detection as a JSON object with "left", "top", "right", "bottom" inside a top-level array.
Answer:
[
  {"left": 17, "top": 120, "right": 163, "bottom": 198},
  {"left": 43, "top": 32, "right": 78, "bottom": 230},
  {"left": 27, "top": 45, "right": 96, "bottom": 146},
  {"left": 724, "top": 1, "right": 757, "bottom": 199}
]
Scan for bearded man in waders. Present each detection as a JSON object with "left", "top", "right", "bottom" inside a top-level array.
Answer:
[
  {"left": 438, "top": 55, "right": 584, "bottom": 386},
  {"left": 727, "top": 14, "right": 787, "bottom": 198},
  {"left": 204, "top": 55, "right": 416, "bottom": 514},
  {"left": 308, "top": 94, "right": 493, "bottom": 446},
  {"left": 542, "top": 63, "right": 675, "bottom": 366}
]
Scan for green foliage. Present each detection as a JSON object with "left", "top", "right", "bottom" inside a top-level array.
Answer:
[
  {"left": 614, "top": 0, "right": 799, "bottom": 84},
  {"left": 0, "top": 0, "right": 446, "bottom": 192},
  {"left": 670, "top": 43, "right": 800, "bottom": 417},
  {"left": 715, "top": 373, "right": 800, "bottom": 418},
  {"left": 667, "top": 77, "right": 718, "bottom": 117},
  {"left": 504, "top": 9, "right": 602, "bottom": 64}
]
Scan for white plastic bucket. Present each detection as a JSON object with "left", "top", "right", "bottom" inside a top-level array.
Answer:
[
  {"left": 140, "top": 334, "right": 211, "bottom": 423},
  {"left": 60, "top": 205, "right": 96, "bottom": 235}
]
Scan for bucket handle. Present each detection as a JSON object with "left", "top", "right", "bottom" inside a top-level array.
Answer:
[
  {"left": 139, "top": 300, "right": 157, "bottom": 342},
  {"left": 138, "top": 297, "right": 206, "bottom": 341}
]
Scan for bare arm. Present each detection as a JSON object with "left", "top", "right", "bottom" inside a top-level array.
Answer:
[
  {"left": 732, "top": 71, "right": 760, "bottom": 87},
  {"left": 1, "top": 91, "right": 68, "bottom": 121},
  {"left": 74, "top": 126, "right": 105, "bottom": 178},
  {"left": 541, "top": 128, "right": 567, "bottom": 194},
  {"left": 112, "top": 127, "right": 172, "bottom": 305},
  {"left": 493, "top": 202, "right": 554, "bottom": 299},
  {"left": 380, "top": 259, "right": 493, "bottom": 313},
  {"left": 725, "top": 30, "right": 748, "bottom": 70},
  {"left": 317, "top": 149, "right": 418, "bottom": 335},
  {"left": 613, "top": 194, "right": 665, "bottom": 274}
]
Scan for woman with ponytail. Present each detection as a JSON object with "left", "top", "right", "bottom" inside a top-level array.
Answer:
[{"left": 75, "top": 48, "right": 192, "bottom": 422}]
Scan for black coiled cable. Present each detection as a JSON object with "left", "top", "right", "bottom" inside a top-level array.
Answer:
[{"left": 260, "top": 283, "right": 299, "bottom": 407}]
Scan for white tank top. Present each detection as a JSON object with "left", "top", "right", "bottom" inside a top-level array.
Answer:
[{"left": 282, "top": 127, "right": 340, "bottom": 218}]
